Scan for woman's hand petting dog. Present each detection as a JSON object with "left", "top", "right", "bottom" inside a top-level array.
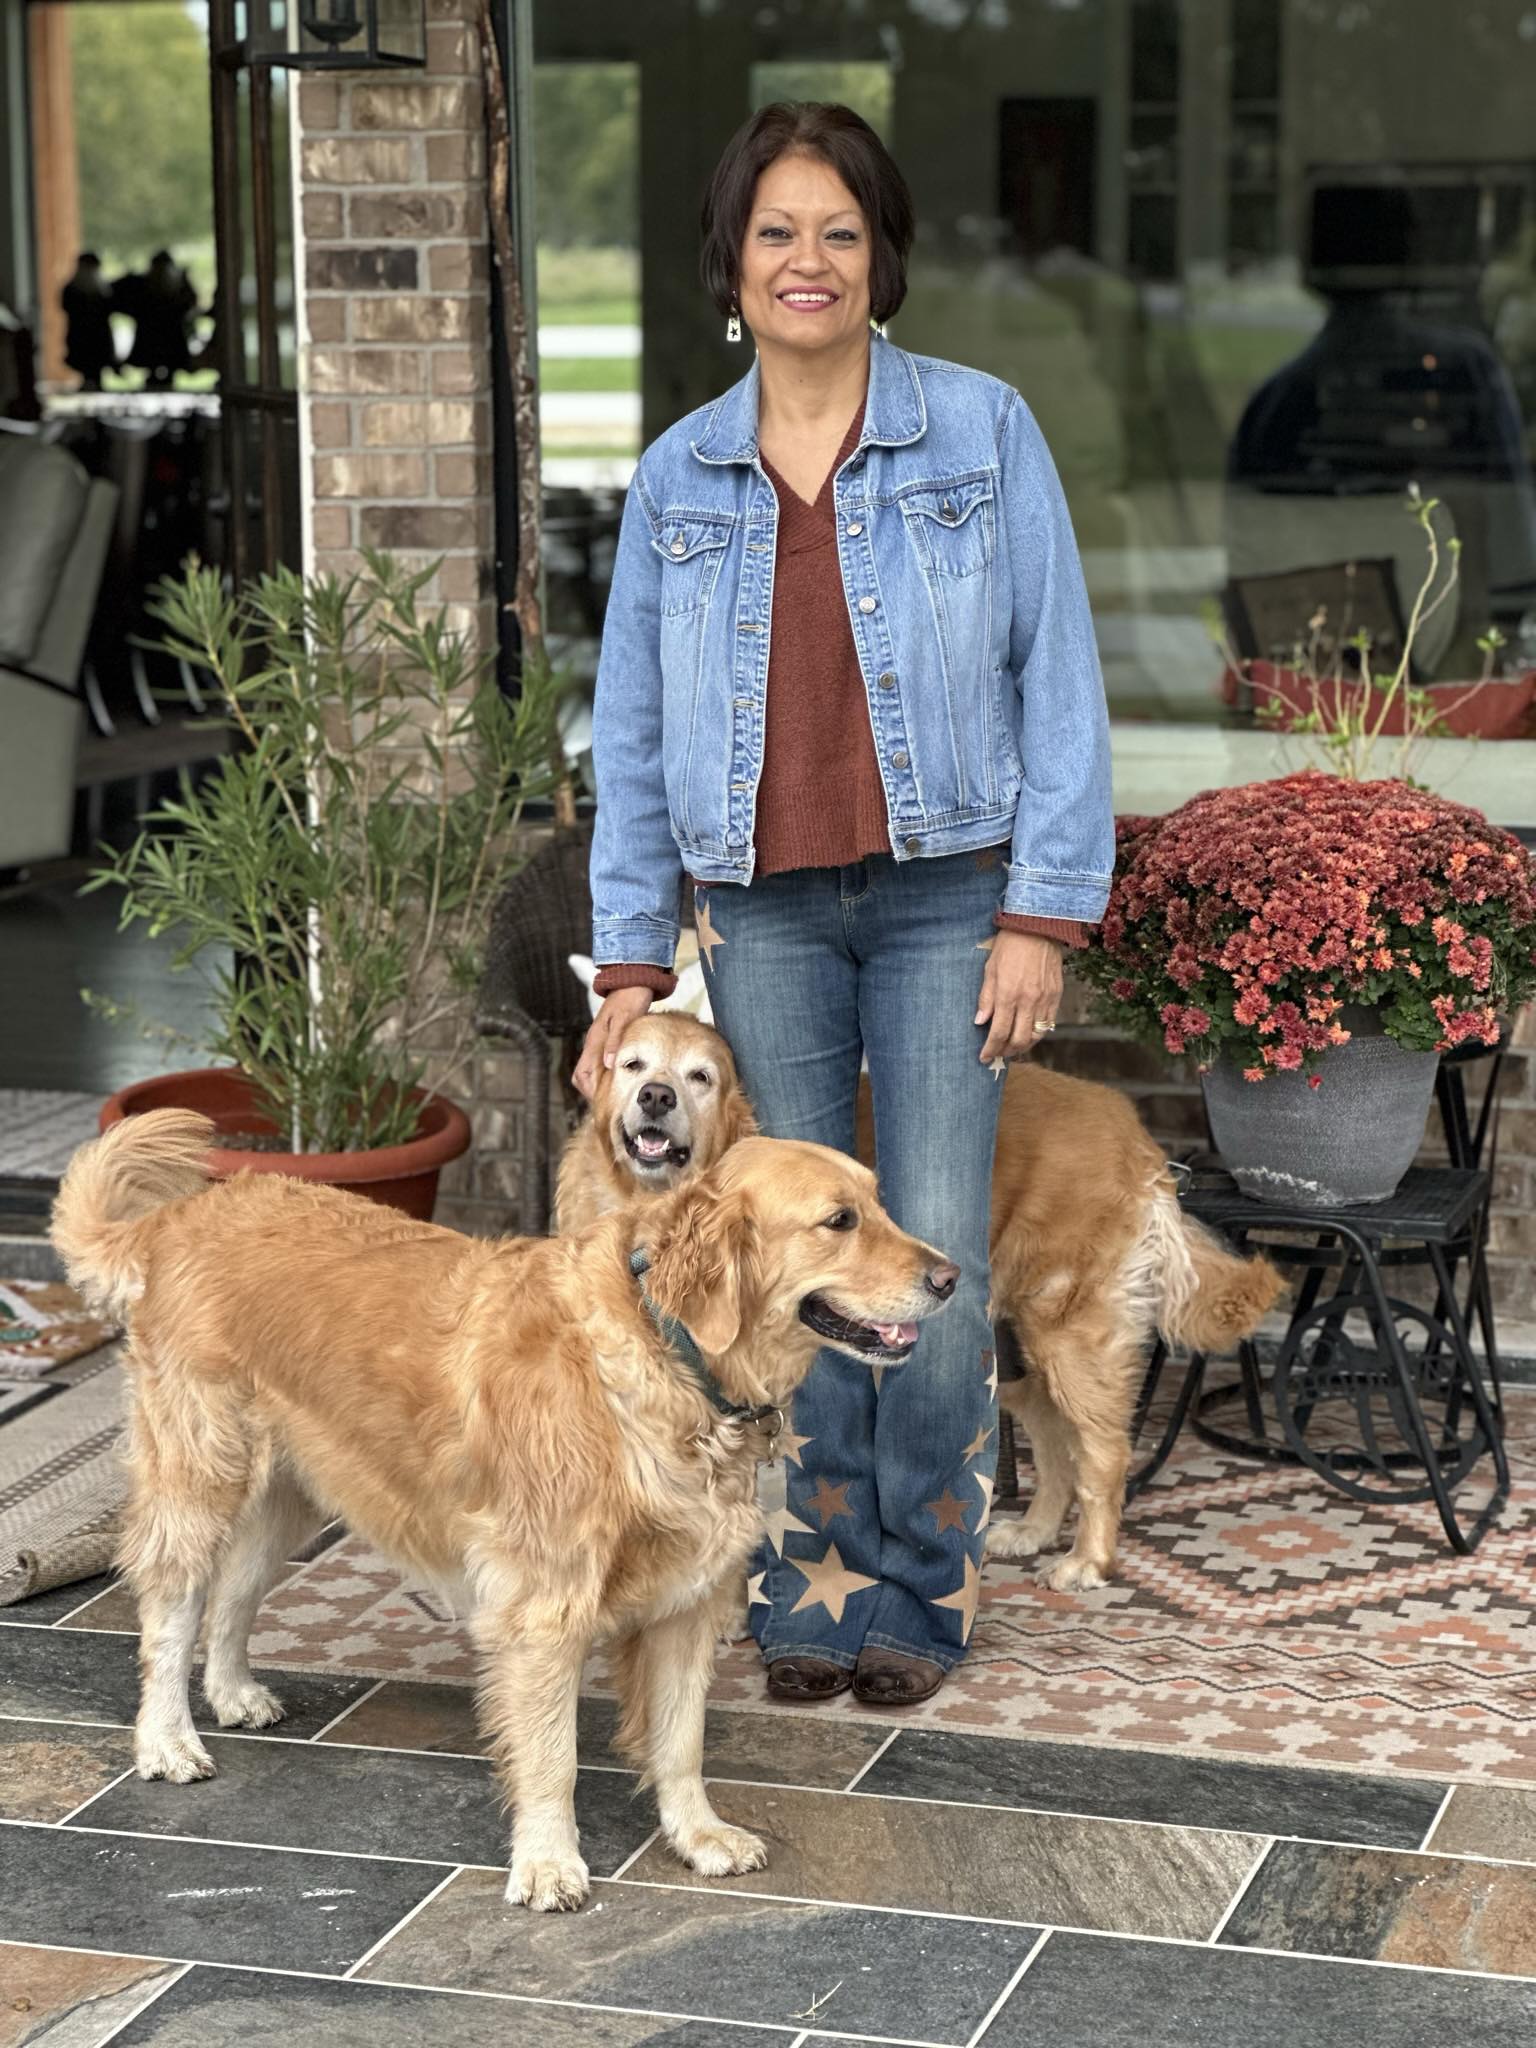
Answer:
[
  {"left": 976, "top": 930, "right": 1063, "bottom": 1065},
  {"left": 574, "top": 986, "right": 654, "bottom": 1100}
]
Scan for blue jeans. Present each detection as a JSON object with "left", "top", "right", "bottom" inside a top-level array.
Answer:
[{"left": 697, "top": 850, "right": 1004, "bottom": 1672}]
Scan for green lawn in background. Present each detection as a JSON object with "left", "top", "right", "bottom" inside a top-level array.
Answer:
[
  {"left": 538, "top": 246, "right": 638, "bottom": 329},
  {"left": 539, "top": 445, "right": 639, "bottom": 460},
  {"left": 539, "top": 357, "right": 638, "bottom": 392},
  {"left": 538, "top": 297, "right": 639, "bottom": 327}
]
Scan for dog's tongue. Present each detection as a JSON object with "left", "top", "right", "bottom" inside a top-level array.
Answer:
[
  {"left": 636, "top": 1133, "right": 671, "bottom": 1159},
  {"left": 874, "top": 1320, "right": 919, "bottom": 1349}
]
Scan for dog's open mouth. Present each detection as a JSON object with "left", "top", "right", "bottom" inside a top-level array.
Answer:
[
  {"left": 623, "top": 1125, "right": 692, "bottom": 1173},
  {"left": 799, "top": 1294, "right": 921, "bottom": 1362}
]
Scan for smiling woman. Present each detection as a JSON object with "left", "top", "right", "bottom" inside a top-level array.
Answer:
[{"left": 576, "top": 98, "right": 1113, "bottom": 1711}]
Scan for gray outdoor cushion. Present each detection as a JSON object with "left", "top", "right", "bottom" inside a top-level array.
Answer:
[{"left": 0, "top": 435, "right": 90, "bottom": 668}]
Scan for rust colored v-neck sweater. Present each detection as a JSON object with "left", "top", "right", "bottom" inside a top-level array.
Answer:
[
  {"left": 753, "top": 413, "right": 892, "bottom": 878},
  {"left": 593, "top": 412, "right": 1085, "bottom": 999}
]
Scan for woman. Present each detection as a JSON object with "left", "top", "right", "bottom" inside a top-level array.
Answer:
[{"left": 575, "top": 102, "right": 1113, "bottom": 1707}]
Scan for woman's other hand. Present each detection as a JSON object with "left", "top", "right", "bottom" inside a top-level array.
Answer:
[
  {"left": 573, "top": 988, "right": 655, "bottom": 1100},
  {"left": 975, "top": 931, "right": 1063, "bottom": 1065}
]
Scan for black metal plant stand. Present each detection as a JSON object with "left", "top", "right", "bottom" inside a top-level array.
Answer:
[{"left": 1126, "top": 1166, "right": 1508, "bottom": 1553}]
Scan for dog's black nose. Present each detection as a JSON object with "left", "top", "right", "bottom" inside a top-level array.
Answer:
[
  {"left": 637, "top": 1082, "right": 677, "bottom": 1118},
  {"left": 925, "top": 1261, "right": 960, "bottom": 1301}
]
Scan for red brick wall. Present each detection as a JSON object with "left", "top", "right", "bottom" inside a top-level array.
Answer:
[{"left": 295, "top": 2, "right": 493, "bottom": 652}]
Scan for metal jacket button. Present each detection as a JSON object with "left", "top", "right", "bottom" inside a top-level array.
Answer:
[
  {"left": 857, "top": 595, "right": 877, "bottom": 613},
  {"left": 892, "top": 751, "right": 909, "bottom": 769}
]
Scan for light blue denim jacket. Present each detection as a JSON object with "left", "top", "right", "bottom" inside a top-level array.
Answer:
[{"left": 589, "top": 335, "right": 1113, "bottom": 971}]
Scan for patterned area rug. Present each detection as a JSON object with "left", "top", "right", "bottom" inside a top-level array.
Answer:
[
  {"left": 0, "top": 1281, "right": 118, "bottom": 1377},
  {"left": 230, "top": 1386, "right": 1536, "bottom": 1788},
  {"left": 0, "top": 1090, "right": 101, "bottom": 1179}
]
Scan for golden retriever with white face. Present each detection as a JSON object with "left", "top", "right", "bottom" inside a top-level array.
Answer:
[
  {"left": 556, "top": 1011, "right": 756, "bottom": 1229},
  {"left": 52, "top": 1110, "right": 956, "bottom": 1912},
  {"left": 561, "top": 1016, "right": 1281, "bottom": 1593}
]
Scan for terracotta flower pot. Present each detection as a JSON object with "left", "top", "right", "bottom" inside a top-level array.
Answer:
[
  {"left": 98, "top": 1068, "right": 471, "bottom": 1222},
  {"left": 1220, "top": 663, "right": 1536, "bottom": 739}
]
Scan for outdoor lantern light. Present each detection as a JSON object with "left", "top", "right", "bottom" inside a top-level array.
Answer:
[{"left": 245, "top": 0, "right": 427, "bottom": 69}]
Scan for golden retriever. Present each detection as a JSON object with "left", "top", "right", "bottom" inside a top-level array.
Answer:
[
  {"left": 561, "top": 1016, "right": 1281, "bottom": 1593},
  {"left": 556, "top": 1011, "right": 757, "bottom": 1230},
  {"left": 969, "top": 1064, "right": 1282, "bottom": 1588},
  {"left": 52, "top": 1109, "right": 956, "bottom": 1911}
]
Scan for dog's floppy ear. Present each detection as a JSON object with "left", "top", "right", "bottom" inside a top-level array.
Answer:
[
  {"left": 717, "top": 1077, "right": 759, "bottom": 1153},
  {"left": 710, "top": 1042, "right": 758, "bottom": 1154},
  {"left": 645, "top": 1179, "right": 757, "bottom": 1357}
]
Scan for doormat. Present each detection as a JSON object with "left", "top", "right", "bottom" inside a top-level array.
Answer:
[
  {"left": 0, "top": 1089, "right": 101, "bottom": 1179},
  {"left": 0, "top": 1380, "right": 63, "bottom": 1427},
  {"left": 0, "top": 1346, "right": 125, "bottom": 1604}
]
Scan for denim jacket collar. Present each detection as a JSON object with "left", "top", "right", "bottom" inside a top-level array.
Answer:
[{"left": 689, "top": 332, "right": 928, "bottom": 466}]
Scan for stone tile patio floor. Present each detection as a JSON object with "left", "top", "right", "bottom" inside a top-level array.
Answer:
[{"left": 4, "top": 1536, "right": 1536, "bottom": 2047}]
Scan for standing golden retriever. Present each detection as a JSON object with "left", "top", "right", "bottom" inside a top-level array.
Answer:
[
  {"left": 52, "top": 1110, "right": 956, "bottom": 1911},
  {"left": 563, "top": 1017, "right": 1281, "bottom": 1592}
]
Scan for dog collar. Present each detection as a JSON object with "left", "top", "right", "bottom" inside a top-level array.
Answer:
[{"left": 628, "top": 1248, "right": 782, "bottom": 1443}]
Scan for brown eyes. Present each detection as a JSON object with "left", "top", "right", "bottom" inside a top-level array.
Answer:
[{"left": 823, "top": 1208, "right": 858, "bottom": 1232}]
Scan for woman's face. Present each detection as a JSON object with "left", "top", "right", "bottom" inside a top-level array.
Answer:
[{"left": 737, "top": 150, "right": 873, "bottom": 355}]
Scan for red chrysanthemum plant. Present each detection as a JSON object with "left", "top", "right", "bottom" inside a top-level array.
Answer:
[{"left": 1080, "top": 775, "right": 1536, "bottom": 1083}]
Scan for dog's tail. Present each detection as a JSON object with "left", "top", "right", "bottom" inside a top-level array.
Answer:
[
  {"left": 1135, "top": 1175, "right": 1284, "bottom": 1353},
  {"left": 51, "top": 1110, "right": 214, "bottom": 1320}
]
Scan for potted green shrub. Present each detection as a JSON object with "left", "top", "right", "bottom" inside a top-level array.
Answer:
[
  {"left": 86, "top": 553, "right": 566, "bottom": 1219},
  {"left": 1080, "top": 774, "right": 1536, "bottom": 1206}
]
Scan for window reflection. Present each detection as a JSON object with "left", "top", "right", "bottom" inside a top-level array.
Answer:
[{"left": 530, "top": 0, "right": 1536, "bottom": 743}]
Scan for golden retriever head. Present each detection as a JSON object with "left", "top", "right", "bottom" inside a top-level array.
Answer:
[
  {"left": 641, "top": 1135, "right": 959, "bottom": 1404},
  {"left": 594, "top": 1015, "right": 754, "bottom": 1197}
]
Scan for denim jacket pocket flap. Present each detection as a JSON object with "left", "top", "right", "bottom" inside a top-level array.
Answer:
[
  {"left": 651, "top": 514, "right": 734, "bottom": 616},
  {"left": 651, "top": 516, "right": 733, "bottom": 565},
  {"left": 899, "top": 478, "right": 995, "bottom": 578},
  {"left": 899, "top": 479, "right": 993, "bottom": 530}
]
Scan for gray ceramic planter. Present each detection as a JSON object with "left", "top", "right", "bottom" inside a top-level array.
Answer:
[{"left": 1201, "top": 1034, "right": 1440, "bottom": 1208}]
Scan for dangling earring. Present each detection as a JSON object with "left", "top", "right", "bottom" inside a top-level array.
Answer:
[
  {"left": 870, "top": 316, "right": 887, "bottom": 338},
  {"left": 726, "top": 309, "right": 742, "bottom": 343}
]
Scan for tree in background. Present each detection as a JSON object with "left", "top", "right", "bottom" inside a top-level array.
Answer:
[
  {"left": 70, "top": 3, "right": 213, "bottom": 287},
  {"left": 751, "top": 62, "right": 893, "bottom": 137},
  {"left": 533, "top": 65, "right": 638, "bottom": 250}
]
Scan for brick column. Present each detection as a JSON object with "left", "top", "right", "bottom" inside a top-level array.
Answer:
[
  {"left": 292, "top": 8, "right": 539, "bottom": 1234},
  {"left": 295, "top": 2, "right": 494, "bottom": 650}
]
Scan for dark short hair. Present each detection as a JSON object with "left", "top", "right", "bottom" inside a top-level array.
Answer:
[{"left": 700, "top": 102, "right": 915, "bottom": 326}]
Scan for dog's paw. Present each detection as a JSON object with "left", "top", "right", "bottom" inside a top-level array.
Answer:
[
  {"left": 1038, "top": 1553, "right": 1109, "bottom": 1593},
  {"left": 206, "top": 1680, "right": 285, "bottom": 1730},
  {"left": 985, "top": 1518, "right": 1057, "bottom": 1562},
  {"left": 674, "top": 1821, "right": 769, "bottom": 1879},
  {"left": 717, "top": 1604, "right": 752, "bottom": 1646},
  {"left": 135, "top": 1732, "right": 217, "bottom": 1784},
  {"left": 506, "top": 1854, "right": 590, "bottom": 1913}
]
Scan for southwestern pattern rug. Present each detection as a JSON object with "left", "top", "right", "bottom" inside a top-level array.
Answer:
[{"left": 72, "top": 1383, "right": 1524, "bottom": 1791}]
